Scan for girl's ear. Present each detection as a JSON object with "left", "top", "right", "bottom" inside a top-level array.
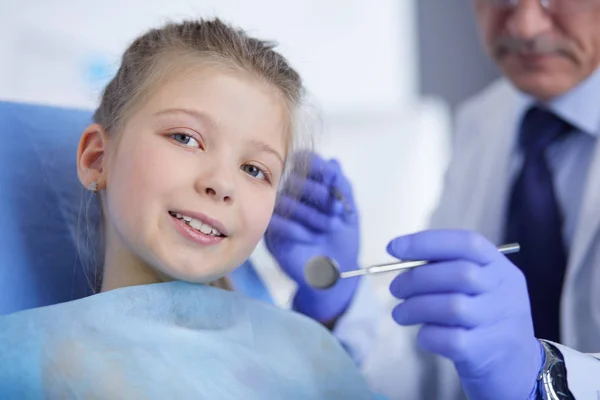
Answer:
[{"left": 77, "top": 123, "right": 110, "bottom": 191}]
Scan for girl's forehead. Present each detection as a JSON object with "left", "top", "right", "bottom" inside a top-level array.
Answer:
[{"left": 123, "top": 67, "right": 290, "bottom": 156}]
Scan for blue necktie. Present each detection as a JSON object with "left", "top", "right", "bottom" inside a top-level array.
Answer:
[{"left": 504, "top": 105, "right": 573, "bottom": 343}]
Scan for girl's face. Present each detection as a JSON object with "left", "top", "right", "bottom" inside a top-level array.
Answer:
[{"left": 80, "top": 66, "right": 289, "bottom": 287}]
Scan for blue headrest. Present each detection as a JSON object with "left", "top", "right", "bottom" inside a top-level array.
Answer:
[
  {"left": 0, "top": 101, "right": 271, "bottom": 315},
  {"left": 0, "top": 101, "right": 96, "bottom": 314}
]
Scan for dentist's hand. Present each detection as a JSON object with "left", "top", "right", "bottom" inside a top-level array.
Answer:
[
  {"left": 387, "top": 230, "right": 543, "bottom": 400},
  {"left": 265, "top": 152, "right": 360, "bottom": 323}
]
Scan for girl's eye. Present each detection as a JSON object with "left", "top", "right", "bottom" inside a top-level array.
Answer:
[
  {"left": 242, "top": 164, "right": 268, "bottom": 181},
  {"left": 171, "top": 133, "right": 201, "bottom": 148}
]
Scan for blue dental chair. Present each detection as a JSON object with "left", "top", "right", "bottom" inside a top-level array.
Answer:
[{"left": 0, "top": 100, "right": 271, "bottom": 315}]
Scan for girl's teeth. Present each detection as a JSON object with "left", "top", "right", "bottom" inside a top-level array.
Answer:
[
  {"left": 173, "top": 212, "right": 221, "bottom": 236},
  {"left": 188, "top": 219, "right": 203, "bottom": 231},
  {"left": 199, "top": 224, "right": 212, "bottom": 235}
]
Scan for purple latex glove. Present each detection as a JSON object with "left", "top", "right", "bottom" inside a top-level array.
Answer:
[
  {"left": 387, "top": 230, "right": 543, "bottom": 400},
  {"left": 265, "top": 152, "right": 360, "bottom": 322}
]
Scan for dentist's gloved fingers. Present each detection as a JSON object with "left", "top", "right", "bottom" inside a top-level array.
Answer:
[
  {"left": 392, "top": 293, "right": 497, "bottom": 329},
  {"left": 328, "top": 160, "right": 353, "bottom": 202},
  {"left": 274, "top": 195, "right": 333, "bottom": 233},
  {"left": 328, "top": 159, "right": 358, "bottom": 224},
  {"left": 281, "top": 173, "right": 335, "bottom": 213},
  {"left": 266, "top": 214, "right": 316, "bottom": 244},
  {"left": 389, "top": 260, "right": 500, "bottom": 298},
  {"left": 416, "top": 325, "right": 476, "bottom": 363},
  {"left": 291, "top": 152, "right": 356, "bottom": 206},
  {"left": 291, "top": 151, "right": 337, "bottom": 185},
  {"left": 386, "top": 230, "right": 500, "bottom": 266}
]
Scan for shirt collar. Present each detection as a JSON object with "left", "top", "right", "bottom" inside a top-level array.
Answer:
[{"left": 514, "top": 66, "right": 600, "bottom": 137}]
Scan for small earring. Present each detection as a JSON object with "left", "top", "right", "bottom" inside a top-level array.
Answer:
[{"left": 88, "top": 181, "right": 98, "bottom": 193}]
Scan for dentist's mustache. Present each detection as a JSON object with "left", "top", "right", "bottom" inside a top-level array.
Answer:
[{"left": 494, "top": 34, "right": 575, "bottom": 60}]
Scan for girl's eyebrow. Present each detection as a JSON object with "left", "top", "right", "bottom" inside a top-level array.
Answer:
[
  {"left": 156, "top": 108, "right": 284, "bottom": 165},
  {"left": 248, "top": 139, "right": 284, "bottom": 167},
  {"left": 154, "top": 108, "right": 217, "bottom": 130}
]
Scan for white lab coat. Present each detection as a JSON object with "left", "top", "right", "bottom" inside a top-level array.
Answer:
[{"left": 340, "top": 79, "right": 600, "bottom": 399}]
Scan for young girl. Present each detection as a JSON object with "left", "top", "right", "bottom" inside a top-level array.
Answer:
[{"left": 0, "top": 19, "right": 374, "bottom": 399}]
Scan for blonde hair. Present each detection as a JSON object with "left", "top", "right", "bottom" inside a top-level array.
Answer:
[
  {"left": 84, "top": 18, "right": 309, "bottom": 292},
  {"left": 94, "top": 18, "right": 305, "bottom": 154}
]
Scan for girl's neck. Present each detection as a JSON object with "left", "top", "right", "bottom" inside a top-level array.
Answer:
[
  {"left": 100, "top": 228, "right": 165, "bottom": 292},
  {"left": 101, "top": 262, "right": 163, "bottom": 292}
]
